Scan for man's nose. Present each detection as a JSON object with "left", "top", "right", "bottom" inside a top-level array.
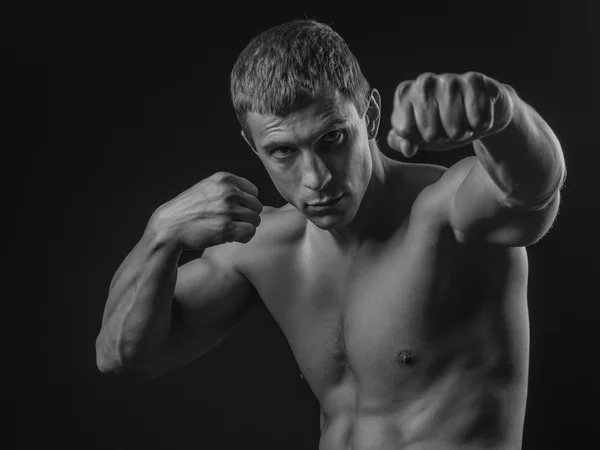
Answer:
[{"left": 301, "top": 152, "right": 332, "bottom": 191}]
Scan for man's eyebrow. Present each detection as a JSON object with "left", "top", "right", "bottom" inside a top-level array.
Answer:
[{"left": 262, "top": 117, "right": 349, "bottom": 153}]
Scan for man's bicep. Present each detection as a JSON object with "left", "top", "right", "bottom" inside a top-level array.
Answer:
[
  {"left": 173, "top": 243, "right": 254, "bottom": 331},
  {"left": 448, "top": 156, "right": 561, "bottom": 247},
  {"left": 473, "top": 192, "right": 561, "bottom": 247},
  {"left": 144, "top": 245, "right": 255, "bottom": 378}
]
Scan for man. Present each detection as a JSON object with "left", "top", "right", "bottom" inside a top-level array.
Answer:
[{"left": 96, "top": 20, "right": 566, "bottom": 450}]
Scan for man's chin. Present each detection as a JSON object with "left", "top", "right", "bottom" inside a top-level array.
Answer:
[{"left": 307, "top": 212, "right": 349, "bottom": 230}]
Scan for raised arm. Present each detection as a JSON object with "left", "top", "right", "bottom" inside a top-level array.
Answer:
[
  {"left": 96, "top": 172, "right": 264, "bottom": 380},
  {"left": 388, "top": 72, "right": 566, "bottom": 247}
]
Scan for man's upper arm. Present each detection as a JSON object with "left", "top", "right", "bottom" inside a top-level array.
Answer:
[
  {"left": 144, "top": 242, "right": 256, "bottom": 379},
  {"left": 440, "top": 156, "right": 561, "bottom": 247},
  {"left": 143, "top": 206, "right": 279, "bottom": 378},
  {"left": 174, "top": 243, "right": 254, "bottom": 332}
]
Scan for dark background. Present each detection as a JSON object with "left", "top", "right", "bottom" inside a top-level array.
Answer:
[{"left": 10, "top": 4, "right": 598, "bottom": 450}]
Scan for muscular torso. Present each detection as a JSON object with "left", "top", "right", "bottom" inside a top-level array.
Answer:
[{"left": 232, "top": 164, "right": 530, "bottom": 450}]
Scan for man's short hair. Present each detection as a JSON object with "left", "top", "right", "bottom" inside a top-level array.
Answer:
[{"left": 230, "top": 20, "right": 371, "bottom": 138}]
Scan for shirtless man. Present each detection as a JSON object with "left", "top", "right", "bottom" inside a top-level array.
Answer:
[{"left": 96, "top": 20, "right": 566, "bottom": 450}]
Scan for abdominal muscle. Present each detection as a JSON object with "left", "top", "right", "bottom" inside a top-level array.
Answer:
[
  {"left": 314, "top": 357, "right": 526, "bottom": 450},
  {"left": 319, "top": 373, "right": 525, "bottom": 450}
]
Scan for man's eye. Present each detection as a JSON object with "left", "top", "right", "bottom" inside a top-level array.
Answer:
[
  {"left": 273, "top": 147, "right": 295, "bottom": 158},
  {"left": 322, "top": 130, "right": 343, "bottom": 144}
]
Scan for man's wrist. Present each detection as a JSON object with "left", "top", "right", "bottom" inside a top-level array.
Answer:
[{"left": 144, "top": 213, "right": 184, "bottom": 257}]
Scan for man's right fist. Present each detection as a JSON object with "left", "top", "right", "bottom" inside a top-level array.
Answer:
[{"left": 148, "top": 171, "right": 264, "bottom": 250}]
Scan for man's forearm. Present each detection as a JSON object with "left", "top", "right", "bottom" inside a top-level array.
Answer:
[
  {"left": 475, "top": 86, "right": 567, "bottom": 210},
  {"left": 96, "top": 225, "right": 183, "bottom": 373}
]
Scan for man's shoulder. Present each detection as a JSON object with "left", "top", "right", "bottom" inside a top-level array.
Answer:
[
  {"left": 237, "top": 202, "right": 306, "bottom": 254},
  {"left": 399, "top": 161, "right": 449, "bottom": 219},
  {"left": 261, "top": 203, "right": 307, "bottom": 238},
  {"left": 402, "top": 161, "right": 448, "bottom": 186},
  {"left": 401, "top": 160, "right": 528, "bottom": 262},
  {"left": 203, "top": 203, "right": 304, "bottom": 281},
  {"left": 407, "top": 156, "right": 485, "bottom": 206}
]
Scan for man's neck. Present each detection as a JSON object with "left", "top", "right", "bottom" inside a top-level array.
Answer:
[{"left": 324, "top": 150, "right": 405, "bottom": 253}]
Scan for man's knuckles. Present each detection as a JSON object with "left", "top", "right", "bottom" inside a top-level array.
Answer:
[
  {"left": 391, "top": 116, "right": 416, "bottom": 139},
  {"left": 394, "top": 80, "right": 412, "bottom": 102},
  {"left": 419, "top": 124, "right": 439, "bottom": 143},
  {"left": 415, "top": 72, "right": 437, "bottom": 95},
  {"left": 442, "top": 124, "right": 466, "bottom": 141},
  {"left": 392, "top": 71, "right": 504, "bottom": 146}
]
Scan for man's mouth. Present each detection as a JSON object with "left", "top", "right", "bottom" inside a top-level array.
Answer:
[{"left": 307, "top": 194, "right": 344, "bottom": 210}]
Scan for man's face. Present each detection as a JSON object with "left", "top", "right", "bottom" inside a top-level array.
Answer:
[{"left": 244, "top": 91, "right": 379, "bottom": 230}]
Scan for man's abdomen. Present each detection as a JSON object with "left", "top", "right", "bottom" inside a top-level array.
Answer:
[{"left": 319, "top": 358, "right": 528, "bottom": 450}]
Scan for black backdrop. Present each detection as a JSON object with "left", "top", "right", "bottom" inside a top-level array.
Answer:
[{"left": 11, "top": 4, "right": 598, "bottom": 450}]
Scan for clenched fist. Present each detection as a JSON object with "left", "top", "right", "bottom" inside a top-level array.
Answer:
[
  {"left": 387, "top": 71, "right": 516, "bottom": 158},
  {"left": 149, "top": 171, "right": 264, "bottom": 250}
]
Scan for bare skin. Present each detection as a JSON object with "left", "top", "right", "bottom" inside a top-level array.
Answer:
[{"left": 227, "top": 161, "right": 529, "bottom": 450}]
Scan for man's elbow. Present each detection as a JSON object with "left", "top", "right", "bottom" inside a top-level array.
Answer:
[
  {"left": 498, "top": 192, "right": 561, "bottom": 247},
  {"left": 522, "top": 191, "right": 562, "bottom": 245},
  {"left": 96, "top": 355, "right": 159, "bottom": 382},
  {"left": 95, "top": 337, "right": 159, "bottom": 382}
]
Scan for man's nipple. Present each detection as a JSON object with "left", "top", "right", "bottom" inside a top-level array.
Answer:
[{"left": 396, "top": 349, "right": 417, "bottom": 366}]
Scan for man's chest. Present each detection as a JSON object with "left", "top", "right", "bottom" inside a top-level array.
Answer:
[{"left": 242, "top": 222, "right": 490, "bottom": 392}]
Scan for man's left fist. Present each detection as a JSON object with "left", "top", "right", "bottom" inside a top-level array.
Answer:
[{"left": 387, "top": 72, "right": 515, "bottom": 158}]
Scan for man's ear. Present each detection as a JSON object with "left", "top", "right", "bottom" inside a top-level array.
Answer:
[
  {"left": 365, "top": 89, "right": 381, "bottom": 140},
  {"left": 241, "top": 130, "right": 259, "bottom": 155}
]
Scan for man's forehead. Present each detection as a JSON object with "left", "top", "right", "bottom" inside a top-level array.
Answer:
[{"left": 246, "top": 95, "right": 357, "bottom": 136}]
